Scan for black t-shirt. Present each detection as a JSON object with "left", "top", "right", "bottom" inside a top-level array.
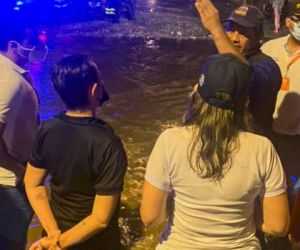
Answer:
[{"left": 29, "top": 112, "right": 127, "bottom": 249}]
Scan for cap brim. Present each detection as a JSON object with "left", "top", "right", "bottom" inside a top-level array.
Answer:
[{"left": 225, "top": 16, "right": 257, "bottom": 28}]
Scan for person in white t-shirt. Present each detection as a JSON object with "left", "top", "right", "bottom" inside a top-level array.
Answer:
[{"left": 140, "top": 52, "right": 289, "bottom": 249}]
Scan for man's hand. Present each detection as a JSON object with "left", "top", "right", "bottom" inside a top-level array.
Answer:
[
  {"left": 195, "top": 0, "right": 223, "bottom": 36},
  {"left": 29, "top": 232, "right": 62, "bottom": 250},
  {"left": 194, "top": 0, "right": 247, "bottom": 63}
]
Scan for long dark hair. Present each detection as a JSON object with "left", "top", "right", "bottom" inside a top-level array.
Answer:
[{"left": 183, "top": 89, "right": 252, "bottom": 182}]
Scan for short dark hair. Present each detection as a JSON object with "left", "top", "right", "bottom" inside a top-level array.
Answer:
[
  {"left": 52, "top": 54, "right": 101, "bottom": 110},
  {"left": 0, "top": 17, "right": 38, "bottom": 51}
]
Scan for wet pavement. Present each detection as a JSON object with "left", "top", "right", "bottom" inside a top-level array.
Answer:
[{"left": 27, "top": 0, "right": 290, "bottom": 249}]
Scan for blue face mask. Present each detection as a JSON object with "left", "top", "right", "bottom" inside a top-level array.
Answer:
[{"left": 290, "top": 21, "right": 300, "bottom": 41}]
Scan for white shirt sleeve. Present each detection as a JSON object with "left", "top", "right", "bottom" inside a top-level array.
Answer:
[
  {"left": 0, "top": 73, "right": 19, "bottom": 124},
  {"left": 145, "top": 131, "right": 171, "bottom": 192},
  {"left": 259, "top": 139, "right": 287, "bottom": 198}
]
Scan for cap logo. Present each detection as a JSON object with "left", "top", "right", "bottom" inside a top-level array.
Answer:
[
  {"left": 235, "top": 6, "right": 248, "bottom": 16},
  {"left": 199, "top": 74, "right": 205, "bottom": 86}
]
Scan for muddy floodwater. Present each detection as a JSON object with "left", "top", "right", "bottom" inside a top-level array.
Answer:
[{"left": 26, "top": 0, "right": 289, "bottom": 249}]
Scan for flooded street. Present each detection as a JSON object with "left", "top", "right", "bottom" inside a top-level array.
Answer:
[{"left": 27, "top": 0, "right": 288, "bottom": 249}]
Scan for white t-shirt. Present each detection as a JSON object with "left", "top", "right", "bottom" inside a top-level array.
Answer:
[
  {"left": 0, "top": 54, "right": 39, "bottom": 186},
  {"left": 145, "top": 126, "right": 286, "bottom": 250},
  {"left": 261, "top": 35, "right": 300, "bottom": 135}
]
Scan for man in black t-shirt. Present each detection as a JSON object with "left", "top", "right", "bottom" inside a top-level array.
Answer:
[{"left": 24, "top": 54, "right": 127, "bottom": 250}]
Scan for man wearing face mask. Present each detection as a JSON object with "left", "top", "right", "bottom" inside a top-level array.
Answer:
[
  {"left": 0, "top": 22, "right": 41, "bottom": 249},
  {"left": 24, "top": 54, "right": 127, "bottom": 250},
  {"left": 196, "top": 1, "right": 282, "bottom": 135},
  {"left": 261, "top": 0, "right": 300, "bottom": 196}
]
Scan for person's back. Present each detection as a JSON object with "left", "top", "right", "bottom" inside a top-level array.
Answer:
[
  {"left": 35, "top": 113, "right": 125, "bottom": 247},
  {"left": 25, "top": 54, "right": 127, "bottom": 250},
  {"left": 141, "top": 53, "right": 289, "bottom": 250},
  {"left": 148, "top": 127, "right": 283, "bottom": 249}
]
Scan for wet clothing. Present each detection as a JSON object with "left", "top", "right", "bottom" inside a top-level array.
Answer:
[
  {"left": 246, "top": 50, "right": 281, "bottom": 133},
  {"left": 145, "top": 126, "right": 286, "bottom": 250},
  {"left": 0, "top": 54, "right": 38, "bottom": 249},
  {"left": 29, "top": 112, "right": 127, "bottom": 250}
]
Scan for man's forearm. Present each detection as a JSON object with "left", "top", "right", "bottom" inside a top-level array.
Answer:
[
  {"left": 25, "top": 185, "right": 59, "bottom": 235},
  {"left": 59, "top": 214, "right": 108, "bottom": 248}
]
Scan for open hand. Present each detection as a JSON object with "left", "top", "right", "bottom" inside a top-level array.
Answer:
[{"left": 195, "top": 0, "right": 223, "bottom": 35}]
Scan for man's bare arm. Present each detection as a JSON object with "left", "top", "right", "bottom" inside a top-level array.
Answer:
[
  {"left": 58, "top": 194, "right": 119, "bottom": 248},
  {"left": 24, "top": 163, "right": 60, "bottom": 236}
]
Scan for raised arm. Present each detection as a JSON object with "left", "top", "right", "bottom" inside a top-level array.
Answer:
[{"left": 194, "top": 0, "right": 247, "bottom": 64}]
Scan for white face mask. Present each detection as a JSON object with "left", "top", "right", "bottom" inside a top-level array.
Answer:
[{"left": 290, "top": 21, "right": 300, "bottom": 41}]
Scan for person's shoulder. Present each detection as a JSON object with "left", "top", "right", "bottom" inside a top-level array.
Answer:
[
  {"left": 0, "top": 64, "right": 21, "bottom": 91},
  {"left": 87, "top": 119, "right": 123, "bottom": 146},
  {"left": 262, "top": 35, "right": 289, "bottom": 50},
  {"left": 239, "top": 132, "right": 273, "bottom": 149},
  {"left": 250, "top": 51, "right": 277, "bottom": 64},
  {"left": 38, "top": 116, "right": 62, "bottom": 132},
  {"left": 158, "top": 126, "right": 193, "bottom": 142},
  {"left": 250, "top": 51, "right": 281, "bottom": 88}
]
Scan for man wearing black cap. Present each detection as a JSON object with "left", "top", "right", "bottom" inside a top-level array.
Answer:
[{"left": 195, "top": 0, "right": 281, "bottom": 136}]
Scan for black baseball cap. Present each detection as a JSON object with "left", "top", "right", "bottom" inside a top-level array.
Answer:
[
  {"left": 198, "top": 54, "right": 251, "bottom": 110},
  {"left": 289, "top": 0, "right": 300, "bottom": 18},
  {"left": 226, "top": 5, "right": 264, "bottom": 28}
]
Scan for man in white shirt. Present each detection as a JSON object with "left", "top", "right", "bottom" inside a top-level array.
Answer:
[
  {"left": 261, "top": 0, "right": 300, "bottom": 178},
  {"left": 0, "top": 22, "right": 40, "bottom": 249}
]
